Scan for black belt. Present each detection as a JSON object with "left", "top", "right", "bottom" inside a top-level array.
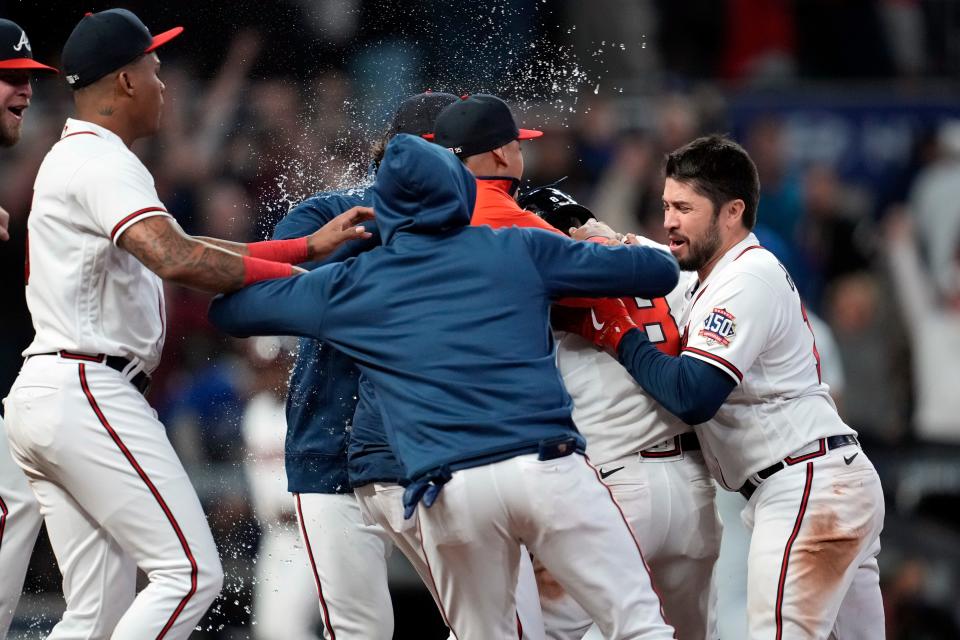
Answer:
[
  {"left": 36, "top": 351, "right": 151, "bottom": 396},
  {"left": 640, "top": 432, "right": 701, "bottom": 458},
  {"left": 739, "top": 435, "right": 859, "bottom": 501}
]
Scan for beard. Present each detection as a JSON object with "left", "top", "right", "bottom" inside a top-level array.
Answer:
[
  {"left": 0, "top": 117, "right": 21, "bottom": 148},
  {"left": 677, "top": 214, "right": 722, "bottom": 271}
]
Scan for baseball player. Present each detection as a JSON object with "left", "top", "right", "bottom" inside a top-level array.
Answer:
[
  {"left": 2, "top": 10, "right": 370, "bottom": 639},
  {"left": 0, "top": 18, "right": 57, "bottom": 637},
  {"left": 576, "top": 135, "right": 885, "bottom": 639},
  {"left": 209, "top": 132, "right": 680, "bottom": 639},
  {"left": 520, "top": 191, "right": 722, "bottom": 640},
  {"left": 240, "top": 338, "right": 320, "bottom": 640}
]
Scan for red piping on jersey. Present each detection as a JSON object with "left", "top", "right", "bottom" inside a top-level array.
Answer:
[
  {"left": 0, "top": 494, "right": 8, "bottom": 555},
  {"left": 59, "top": 130, "right": 99, "bottom": 141},
  {"left": 294, "top": 493, "right": 336, "bottom": 640},
  {"left": 584, "top": 457, "right": 672, "bottom": 629},
  {"left": 110, "top": 207, "right": 169, "bottom": 243},
  {"left": 78, "top": 363, "right": 197, "bottom": 639},
  {"left": 775, "top": 463, "right": 814, "bottom": 640},
  {"left": 639, "top": 435, "right": 682, "bottom": 458},
  {"left": 516, "top": 612, "right": 523, "bottom": 638},
  {"left": 416, "top": 514, "right": 459, "bottom": 639},
  {"left": 784, "top": 438, "right": 826, "bottom": 465},
  {"left": 691, "top": 284, "right": 709, "bottom": 307},
  {"left": 59, "top": 351, "right": 104, "bottom": 363},
  {"left": 681, "top": 347, "right": 744, "bottom": 381},
  {"left": 734, "top": 244, "right": 763, "bottom": 260}
]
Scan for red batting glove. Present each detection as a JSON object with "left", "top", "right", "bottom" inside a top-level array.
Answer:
[{"left": 552, "top": 298, "right": 639, "bottom": 352}]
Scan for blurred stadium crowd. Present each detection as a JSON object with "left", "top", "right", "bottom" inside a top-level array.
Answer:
[{"left": 2, "top": 0, "right": 960, "bottom": 637}]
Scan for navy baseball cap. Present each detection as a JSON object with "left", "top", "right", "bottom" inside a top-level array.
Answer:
[
  {"left": 391, "top": 91, "right": 459, "bottom": 136},
  {"left": 430, "top": 94, "right": 542, "bottom": 157},
  {"left": 61, "top": 9, "right": 183, "bottom": 90},
  {"left": 0, "top": 19, "right": 57, "bottom": 73}
]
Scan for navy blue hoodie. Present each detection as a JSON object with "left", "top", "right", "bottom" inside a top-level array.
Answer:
[
  {"left": 209, "top": 134, "right": 679, "bottom": 491},
  {"left": 271, "top": 187, "right": 403, "bottom": 493}
]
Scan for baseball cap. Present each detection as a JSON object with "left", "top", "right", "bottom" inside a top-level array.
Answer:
[
  {"left": 431, "top": 94, "right": 542, "bottom": 157},
  {"left": 0, "top": 19, "right": 57, "bottom": 73},
  {"left": 61, "top": 9, "right": 183, "bottom": 90},
  {"left": 390, "top": 91, "right": 459, "bottom": 136}
]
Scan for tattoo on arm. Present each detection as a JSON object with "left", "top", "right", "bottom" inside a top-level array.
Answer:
[
  {"left": 194, "top": 236, "right": 250, "bottom": 256},
  {"left": 119, "top": 216, "right": 247, "bottom": 292}
]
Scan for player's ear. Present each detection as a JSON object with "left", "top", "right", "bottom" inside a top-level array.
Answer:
[
  {"left": 490, "top": 145, "right": 509, "bottom": 168},
  {"left": 724, "top": 198, "right": 746, "bottom": 229},
  {"left": 116, "top": 69, "right": 135, "bottom": 98}
]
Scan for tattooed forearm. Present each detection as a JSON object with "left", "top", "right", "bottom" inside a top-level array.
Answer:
[
  {"left": 194, "top": 236, "right": 250, "bottom": 256},
  {"left": 119, "top": 216, "right": 247, "bottom": 292}
]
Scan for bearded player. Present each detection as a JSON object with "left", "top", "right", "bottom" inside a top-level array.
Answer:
[{"left": 576, "top": 135, "right": 884, "bottom": 639}]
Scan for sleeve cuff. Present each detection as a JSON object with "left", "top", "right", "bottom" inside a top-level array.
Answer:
[
  {"left": 110, "top": 207, "right": 171, "bottom": 245},
  {"left": 680, "top": 347, "right": 743, "bottom": 383}
]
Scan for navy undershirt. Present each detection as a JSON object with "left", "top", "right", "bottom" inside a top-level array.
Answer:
[{"left": 616, "top": 328, "right": 737, "bottom": 425}]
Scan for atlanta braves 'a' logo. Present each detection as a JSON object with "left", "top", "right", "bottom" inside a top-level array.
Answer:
[{"left": 13, "top": 30, "right": 31, "bottom": 52}]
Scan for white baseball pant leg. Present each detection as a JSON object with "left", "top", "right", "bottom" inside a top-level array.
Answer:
[
  {"left": 294, "top": 491, "right": 394, "bottom": 640},
  {"left": 743, "top": 447, "right": 885, "bottom": 640},
  {"left": 0, "top": 414, "right": 44, "bottom": 637},
  {"left": 4, "top": 356, "right": 223, "bottom": 640},
  {"left": 250, "top": 520, "right": 321, "bottom": 640},
  {"left": 413, "top": 453, "right": 674, "bottom": 640},
  {"left": 539, "top": 451, "right": 721, "bottom": 640},
  {"left": 355, "top": 482, "right": 545, "bottom": 640}
]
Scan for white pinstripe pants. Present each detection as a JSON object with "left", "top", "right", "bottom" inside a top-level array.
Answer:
[{"left": 4, "top": 355, "right": 223, "bottom": 639}]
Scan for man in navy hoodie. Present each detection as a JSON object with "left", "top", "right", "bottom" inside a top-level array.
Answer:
[
  {"left": 210, "top": 134, "right": 679, "bottom": 639},
  {"left": 268, "top": 91, "right": 456, "bottom": 639}
]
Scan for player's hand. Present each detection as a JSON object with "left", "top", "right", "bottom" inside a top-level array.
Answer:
[
  {"left": 0, "top": 205, "right": 10, "bottom": 242},
  {"left": 570, "top": 219, "right": 619, "bottom": 245},
  {"left": 553, "top": 298, "right": 639, "bottom": 352},
  {"left": 306, "top": 206, "right": 374, "bottom": 261}
]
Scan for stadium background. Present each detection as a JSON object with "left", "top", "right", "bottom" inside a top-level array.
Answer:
[{"left": 2, "top": 0, "right": 960, "bottom": 637}]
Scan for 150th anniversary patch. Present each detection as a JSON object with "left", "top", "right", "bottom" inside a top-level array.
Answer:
[{"left": 698, "top": 308, "right": 736, "bottom": 346}]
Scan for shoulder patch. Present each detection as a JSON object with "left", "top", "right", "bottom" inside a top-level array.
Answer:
[{"left": 698, "top": 307, "right": 736, "bottom": 346}]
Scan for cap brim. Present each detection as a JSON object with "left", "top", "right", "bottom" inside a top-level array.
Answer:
[
  {"left": 145, "top": 26, "right": 184, "bottom": 53},
  {"left": 518, "top": 129, "right": 543, "bottom": 140},
  {"left": 0, "top": 59, "right": 59, "bottom": 73},
  {"left": 422, "top": 133, "right": 436, "bottom": 140}
]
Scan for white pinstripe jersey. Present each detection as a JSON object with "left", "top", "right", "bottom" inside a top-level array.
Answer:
[
  {"left": 678, "top": 233, "right": 855, "bottom": 490},
  {"left": 23, "top": 118, "right": 172, "bottom": 373}
]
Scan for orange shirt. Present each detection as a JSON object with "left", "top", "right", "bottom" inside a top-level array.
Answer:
[{"left": 470, "top": 177, "right": 565, "bottom": 235}]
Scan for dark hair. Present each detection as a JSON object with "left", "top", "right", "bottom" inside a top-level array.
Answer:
[
  {"left": 370, "top": 134, "right": 390, "bottom": 165},
  {"left": 664, "top": 134, "right": 760, "bottom": 230}
]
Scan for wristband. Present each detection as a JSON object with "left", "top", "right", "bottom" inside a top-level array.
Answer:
[
  {"left": 247, "top": 237, "right": 309, "bottom": 264},
  {"left": 242, "top": 256, "right": 295, "bottom": 286}
]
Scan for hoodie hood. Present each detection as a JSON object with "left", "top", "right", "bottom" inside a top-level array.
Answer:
[{"left": 372, "top": 133, "right": 476, "bottom": 245}]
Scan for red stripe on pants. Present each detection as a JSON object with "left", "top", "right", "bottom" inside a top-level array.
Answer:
[
  {"left": 78, "top": 363, "right": 198, "bottom": 639},
  {"left": 0, "top": 494, "right": 7, "bottom": 552},
  {"left": 583, "top": 456, "right": 671, "bottom": 628},
  {"left": 775, "top": 462, "right": 815, "bottom": 640},
  {"left": 294, "top": 493, "right": 336, "bottom": 640}
]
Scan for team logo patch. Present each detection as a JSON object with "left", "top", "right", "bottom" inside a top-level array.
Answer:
[{"left": 698, "top": 307, "right": 736, "bottom": 346}]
